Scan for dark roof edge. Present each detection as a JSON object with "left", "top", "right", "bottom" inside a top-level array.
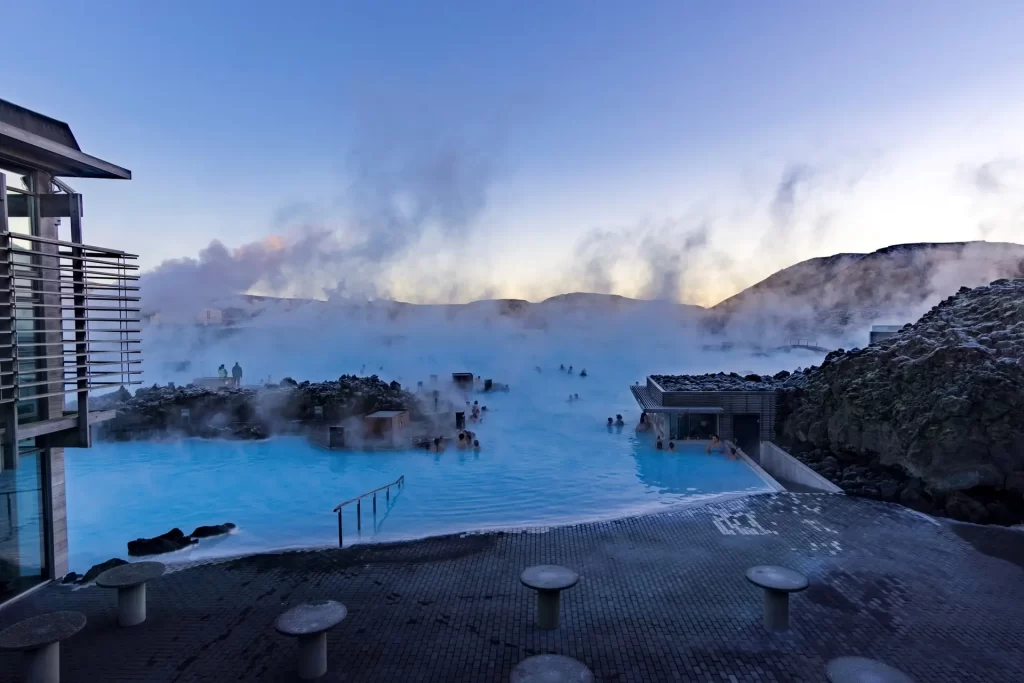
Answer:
[{"left": 0, "top": 99, "right": 80, "bottom": 150}]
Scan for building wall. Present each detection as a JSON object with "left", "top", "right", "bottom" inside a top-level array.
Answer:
[
  {"left": 33, "top": 171, "right": 68, "bottom": 580},
  {"left": 48, "top": 447, "right": 67, "bottom": 577},
  {"left": 653, "top": 388, "right": 777, "bottom": 441}
]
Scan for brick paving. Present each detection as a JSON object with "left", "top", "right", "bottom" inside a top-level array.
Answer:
[{"left": 1, "top": 492, "right": 1022, "bottom": 682}]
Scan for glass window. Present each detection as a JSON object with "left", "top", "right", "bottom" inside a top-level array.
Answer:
[
  {"left": 0, "top": 166, "right": 31, "bottom": 193},
  {"left": 0, "top": 439, "right": 49, "bottom": 602},
  {"left": 673, "top": 413, "right": 720, "bottom": 440}
]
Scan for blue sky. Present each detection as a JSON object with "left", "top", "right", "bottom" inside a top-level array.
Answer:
[{"left": 5, "top": 1, "right": 1024, "bottom": 305}]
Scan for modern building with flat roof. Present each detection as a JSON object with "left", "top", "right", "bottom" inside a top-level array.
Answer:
[
  {"left": 0, "top": 99, "right": 141, "bottom": 605},
  {"left": 630, "top": 375, "right": 777, "bottom": 455}
]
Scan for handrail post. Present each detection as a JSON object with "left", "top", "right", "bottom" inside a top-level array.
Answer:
[
  {"left": 373, "top": 491, "right": 377, "bottom": 514},
  {"left": 337, "top": 509, "right": 343, "bottom": 547},
  {"left": 356, "top": 499, "right": 361, "bottom": 531},
  {"left": 386, "top": 485, "right": 390, "bottom": 501}
]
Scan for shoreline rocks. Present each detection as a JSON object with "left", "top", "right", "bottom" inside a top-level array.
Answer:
[
  {"left": 95, "top": 375, "right": 415, "bottom": 442},
  {"left": 128, "top": 528, "right": 197, "bottom": 556},
  {"left": 189, "top": 523, "right": 236, "bottom": 538}
]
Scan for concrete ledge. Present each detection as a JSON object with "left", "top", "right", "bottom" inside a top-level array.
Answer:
[
  {"left": 729, "top": 442, "right": 786, "bottom": 492},
  {"left": 759, "top": 442, "right": 843, "bottom": 493}
]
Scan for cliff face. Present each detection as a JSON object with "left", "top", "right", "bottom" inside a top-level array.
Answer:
[{"left": 776, "top": 279, "right": 1024, "bottom": 524}]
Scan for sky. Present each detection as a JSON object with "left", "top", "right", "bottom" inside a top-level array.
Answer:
[{"left": 5, "top": 0, "right": 1024, "bottom": 306}]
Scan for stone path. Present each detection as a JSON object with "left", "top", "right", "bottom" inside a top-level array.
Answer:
[{"left": 1, "top": 493, "right": 1022, "bottom": 682}]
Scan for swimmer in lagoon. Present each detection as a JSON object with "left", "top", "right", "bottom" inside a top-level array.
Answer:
[
  {"left": 668, "top": 441, "right": 675, "bottom": 451},
  {"left": 729, "top": 447, "right": 738, "bottom": 460},
  {"left": 636, "top": 413, "right": 651, "bottom": 433},
  {"left": 457, "top": 433, "right": 466, "bottom": 449},
  {"left": 568, "top": 365, "right": 573, "bottom": 373},
  {"left": 656, "top": 439, "right": 663, "bottom": 450},
  {"left": 706, "top": 435, "right": 723, "bottom": 454},
  {"left": 560, "top": 364, "right": 565, "bottom": 371},
  {"left": 615, "top": 414, "right": 624, "bottom": 427},
  {"left": 580, "top": 369, "right": 587, "bottom": 377},
  {"left": 473, "top": 440, "right": 481, "bottom": 451},
  {"left": 607, "top": 417, "right": 614, "bottom": 428},
  {"left": 434, "top": 437, "right": 443, "bottom": 452}
]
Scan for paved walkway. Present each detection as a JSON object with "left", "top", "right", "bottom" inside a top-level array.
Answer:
[{"left": 1, "top": 493, "right": 1022, "bottom": 682}]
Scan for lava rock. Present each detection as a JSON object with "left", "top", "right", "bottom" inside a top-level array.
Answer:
[
  {"left": 128, "top": 528, "right": 197, "bottom": 556},
  {"left": 95, "top": 374, "right": 415, "bottom": 442},
  {"left": 944, "top": 492, "right": 990, "bottom": 524},
  {"left": 190, "top": 523, "right": 237, "bottom": 539},
  {"left": 879, "top": 480, "right": 902, "bottom": 502},
  {"left": 61, "top": 572, "right": 80, "bottom": 584},
  {"left": 79, "top": 558, "right": 128, "bottom": 584}
]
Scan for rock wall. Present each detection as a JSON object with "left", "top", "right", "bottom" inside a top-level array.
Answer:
[{"left": 775, "top": 279, "right": 1024, "bottom": 524}]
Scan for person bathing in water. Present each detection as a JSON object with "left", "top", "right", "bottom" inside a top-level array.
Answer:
[
  {"left": 615, "top": 414, "right": 624, "bottom": 427},
  {"left": 656, "top": 439, "right": 664, "bottom": 450},
  {"left": 706, "top": 434, "right": 724, "bottom": 454},
  {"left": 607, "top": 417, "right": 614, "bottom": 430},
  {"left": 473, "top": 439, "right": 481, "bottom": 452},
  {"left": 579, "top": 369, "right": 587, "bottom": 377},
  {"left": 668, "top": 441, "right": 675, "bottom": 451},
  {"left": 636, "top": 413, "right": 651, "bottom": 433}
]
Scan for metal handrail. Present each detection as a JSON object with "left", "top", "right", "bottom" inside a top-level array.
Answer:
[{"left": 333, "top": 475, "right": 405, "bottom": 546}]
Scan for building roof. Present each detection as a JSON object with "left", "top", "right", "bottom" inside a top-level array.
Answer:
[
  {"left": 650, "top": 374, "right": 782, "bottom": 392},
  {"left": 630, "top": 386, "right": 724, "bottom": 413},
  {"left": 365, "top": 410, "right": 407, "bottom": 418},
  {"left": 0, "top": 99, "right": 131, "bottom": 179}
]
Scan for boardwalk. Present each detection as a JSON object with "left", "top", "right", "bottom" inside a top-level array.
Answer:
[{"left": 1, "top": 493, "right": 1022, "bottom": 682}]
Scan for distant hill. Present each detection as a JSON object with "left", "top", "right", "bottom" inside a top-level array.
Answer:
[
  {"left": 706, "top": 241, "right": 1024, "bottom": 341},
  {"left": 144, "top": 241, "right": 1024, "bottom": 344}
]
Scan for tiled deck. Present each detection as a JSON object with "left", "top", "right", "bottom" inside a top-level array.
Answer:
[{"left": 1, "top": 493, "right": 1022, "bottom": 682}]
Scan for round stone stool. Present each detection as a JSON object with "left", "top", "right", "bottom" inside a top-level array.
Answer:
[
  {"left": 275, "top": 600, "right": 347, "bottom": 680},
  {"left": 826, "top": 656, "right": 916, "bottom": 683},
  {"left": 96, "top": 561, "right": 166, "bottom": 627},
  {"left": 745, "top": 565, "right": 808, "bottom": 632},
  {"left": 510, "top": 654, "right": 595, "bottom": 683},
  {"left": 0, "top": 610, "right": 86, "bottom": 683},
  {"left": 520, "top": 565, "right": 579, "bottom": 630}
]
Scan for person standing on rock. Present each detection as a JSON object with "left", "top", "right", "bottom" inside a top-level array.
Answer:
[
  {"left": 232, "top": 362, "right": 243, "bottom": 388},
  {"left": 218, "top": 364, "right": 228, "bottom": 380}
]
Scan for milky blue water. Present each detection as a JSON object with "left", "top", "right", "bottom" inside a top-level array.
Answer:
[{"left": 64, "top": 312, "right": 818, "bottom": 571}]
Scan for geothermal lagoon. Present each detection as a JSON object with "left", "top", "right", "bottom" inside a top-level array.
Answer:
[{"left": 64, "top": 317, "right": 809, "bottom": 572}]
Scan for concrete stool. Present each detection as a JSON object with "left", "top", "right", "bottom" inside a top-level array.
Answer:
[
  {"left": 275, "top": 600, "right": 347, "bottom": 680},
  {"left": 520, "top": 565, "right": 579, "bottom": 630},
  {"left": 511, "top": 654, "right": 595, "bottom": 683},
  {"left": 0, "top": 610, "right": 86, "bottom": 683},
  {"left": 745, "top": 565, "right": 808, "bottom": 632},
  {"left": 826, "top": 656, "right": 915, "bottom": 683},
  {"left": 96, "top": 561, "right": 166, "bottom": 627}
]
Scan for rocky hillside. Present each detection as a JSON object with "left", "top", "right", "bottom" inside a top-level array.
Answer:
[
  {"left": 94, "top": 375, "right": 414, "bottom": 440},
  {"left": 707, "top": 241, "right": 1024, "bottom": 340},
  {"left": 775, "top": 278, "right": 1024, "bottom": 524}
]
